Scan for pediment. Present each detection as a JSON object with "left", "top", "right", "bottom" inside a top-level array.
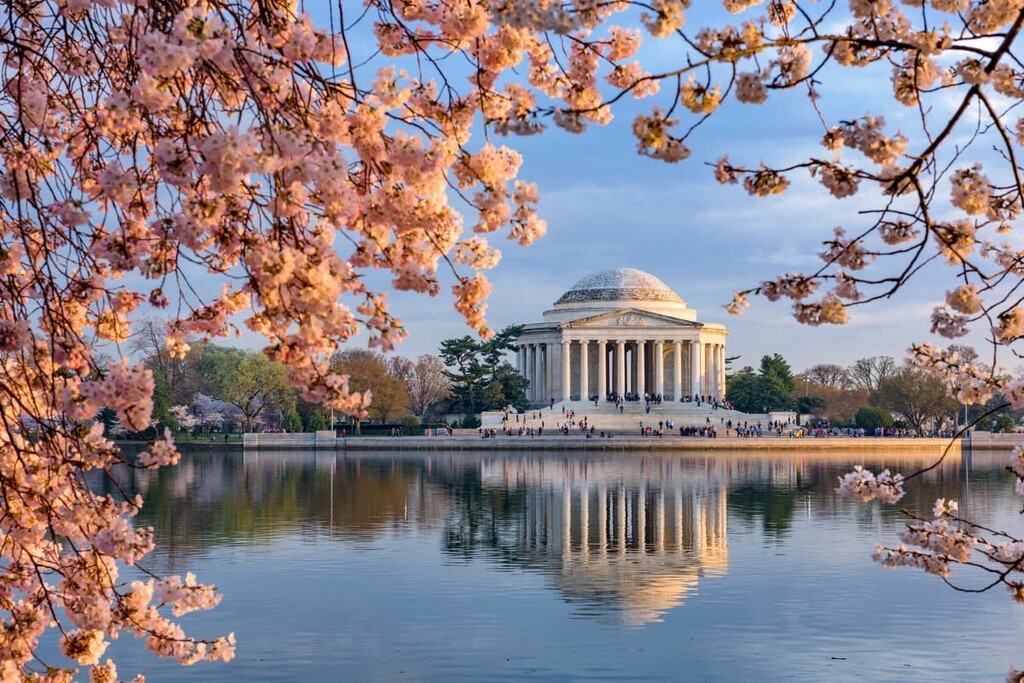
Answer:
[{"left": 561, "top": 308, "right": 702, "bottom": 329}]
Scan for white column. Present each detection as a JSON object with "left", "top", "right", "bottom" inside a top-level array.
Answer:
[
  {"left": 597, "top": 340, "right": 607, "bottom": 400},
  {"left": 675, "top": 489, "right": 683, "bottom": 551},
  {"left": 536, "top": 343, "right": 545, "bottom": 403},
  {"left": 708, "top": 344, "right": 716, "bottom": 397},
  {"left": 672, "top": 341, "right": 682, "bottom": 401},
  {"left": 518, "top": 345, "right": 526, "bottom": 378},
  {"left": 541, "top": 342, "right": 549, "bottom": 403},
  {"left": 654, "top": 340, "right": 665, "bottom": 397},
  {"left": 562, "top": 480, "right": 571, "bottom": 558},
  {"left": 580, "top": 487, "right": 590, "bottom": 559},
  {"left": 532, "top": 344, "right": 540, "bottom": 403},
  {"left": 637, "top": 485, "right": 647, "bottom": 553},
  {"left": 691, "top": 341, "right": 700, "bottom": 399},
  {"left": 655, "top": 489, "right": 665, "bottom": 552},
  {"left": 617, "top": 484, "right": 627, "bottom": 550},
  {"left": 527, "top": 344, "right": 536, "bottom": 402},
  {"left": 636, "top": 340, "right": 646, "bottom": 397},
  {"left": 580, "top": 340, "right": 589, "bottom": 401},
  {"left": 708, "top": 344, "right": 717, "bottom": 399},
  {"left": 561, "top": 340, "right": 571, "bottom": 402},
  {"left": 716, "top": 348, "right": 724, "bottom": 401},
  {"left": 616, "top": 340, "right": 626, "bottom": 398},
  {"left": 703, "top": 343, "right": 710, "bottom": 397}
]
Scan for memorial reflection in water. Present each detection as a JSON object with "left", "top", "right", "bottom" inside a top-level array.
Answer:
[
  {"left": 114, "top": 449, "right": 970, "bottom": 627},
  {"left": 472, "top": 458, "right": 728, "bottom": 625},
  {"left": 92, "top": 448, "right": 1024, "bottom": 683}
]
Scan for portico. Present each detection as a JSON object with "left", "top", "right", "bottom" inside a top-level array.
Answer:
[{"left": 515, "top": 268, "right": 728, "bottom": 405}]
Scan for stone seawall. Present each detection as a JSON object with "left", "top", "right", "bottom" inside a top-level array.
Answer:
[
  {"left": 241, "top": 431, "right": 967, "bottom": 454},
  {"left": 964, "top": 432, "right": 1024, "bottom": 451}
]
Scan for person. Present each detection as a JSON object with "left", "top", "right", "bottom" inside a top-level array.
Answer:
[{"left": 550, "top": 398, "right": 555, "bottom": 409}]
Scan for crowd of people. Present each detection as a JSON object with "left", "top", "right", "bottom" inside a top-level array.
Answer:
[{"left": 472, "top": 406, "right": 949, "bottom": 440}]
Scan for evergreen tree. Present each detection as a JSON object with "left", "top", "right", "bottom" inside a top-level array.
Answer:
[
  {"left": 439, "top": 326, "right": 528, "bottom": 414},
  {"left": 283, "top": 410, "right": 303, "bottom": 433}
]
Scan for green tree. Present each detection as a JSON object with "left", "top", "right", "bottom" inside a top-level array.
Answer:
[
  {"left": 855, "top": 407, "right": 894, "bottom": 432},
  {"left": 283, "top": 410, "right": 303, "bottom": 433},
  {"left": 725, "top": 367, "right": 762, "bottom": 413},
  {"left": 871, "top": 367, "right": 959, "bottom": 435},
  {"left": 797, "top": 395, "right": 827, "bottom": 416},
  {"left": 439, "top": 335, "right": 488, "bottom": 415},
  {"left": 994, "top": 412, "right": 1018, "bottom": 433},
  {"left": 760, "top": 353, "right": 796, "bottom": 394},
  {"left": 308, "top": 411, "right": 328, "bottom": 431},
  {"left": 726, "top": 355, "right": 797, "bottom": 413},
  {"left": 481, "top": 325, "right": 524, "bottom": 373},
  {"left": 204, "top": 347, "right": 296, "bottom": 432},
  {"left": 439, "top": 325, "right": 526, "bottom": 415},
  {"left": 488, "top": 362, "right": 530, "bottom": 412}
]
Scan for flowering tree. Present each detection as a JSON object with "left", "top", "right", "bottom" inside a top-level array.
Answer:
[
  {"left": 8, "top": 0, "right": 1024, "bottom": 679},
  {"left": 169, "top": 404, "right": 200, "bottom": 433}
]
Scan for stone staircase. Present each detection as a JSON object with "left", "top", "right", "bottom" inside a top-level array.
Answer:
[{"left": 482, "top": 399, "right": 771, "bottom": 435}]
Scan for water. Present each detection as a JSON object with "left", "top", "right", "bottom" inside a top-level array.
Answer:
[{"left": 94, "top": 449, "right": 1024, "bottom": 681}]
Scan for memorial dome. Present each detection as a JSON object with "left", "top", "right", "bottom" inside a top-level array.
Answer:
[
  {"left": 544, "top": 267, "right": 696, "bottom": 322},
  {"left": 555, "top": 268, "right": 684, "bottom": 305}
]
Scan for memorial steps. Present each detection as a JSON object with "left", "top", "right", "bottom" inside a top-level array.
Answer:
[{"left": 482, "top": 400, "right": 771, "bottom": 435}]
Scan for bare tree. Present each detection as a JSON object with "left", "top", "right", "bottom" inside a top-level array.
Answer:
[
  {"left": 847, "top": 356, "right": 897, "bottom": 393},
  {"left": 386, "top": 356, "right": 415, "bottom": 384},
  {"left": 406, "top": 355, "right": 451, "bottom": 417},
  {"left": 130, "top": 319, "right": 203, "bottom": 405},
  {"left": 800, "top": 364, "right": 850, "bottom": 389}
]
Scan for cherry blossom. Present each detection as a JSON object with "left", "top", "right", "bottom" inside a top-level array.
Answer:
[{"left": 10, "top": 0, "right": 1024, "bottom": 679}]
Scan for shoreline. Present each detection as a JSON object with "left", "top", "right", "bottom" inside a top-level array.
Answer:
[
  {"left": 236, "top": 433, "right": 971, "bottom": 453},
  {"left": 150, "top": 432, "right": 1024, "bottom": 454}
]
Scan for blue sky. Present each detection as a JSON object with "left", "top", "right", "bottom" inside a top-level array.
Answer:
[
  {"left": 278, "top": 5, "right": 1008, "bottom": 374},
  {"left": 384, "top": 80, "right": 963, "bottom": 374}
]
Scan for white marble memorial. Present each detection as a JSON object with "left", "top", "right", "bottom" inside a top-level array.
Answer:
[{"left": 515, "top": 268, "right": 728, "bottom": 405}]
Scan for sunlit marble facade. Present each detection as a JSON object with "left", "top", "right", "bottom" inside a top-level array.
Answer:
[{"left": 515, "top": 268, "right": 728, "bottom": 405}]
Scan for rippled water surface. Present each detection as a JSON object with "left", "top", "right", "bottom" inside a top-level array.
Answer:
[{"left": 99, "top": 449, "right": 1024, "bottom": 681}]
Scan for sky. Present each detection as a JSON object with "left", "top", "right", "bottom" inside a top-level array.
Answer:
[
  {"left": 261, "top": 4, "right": 1012, "bottom": 375},
  {"left": 376, "top": 66, "right": 975, "bottom": 374}
]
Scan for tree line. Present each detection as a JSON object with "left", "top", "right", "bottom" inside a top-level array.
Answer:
[
  {"left": 728, "top": 347, "right": 1019, "bottom": 434},
  {"left": 132, "top": 322, "right": 531, "bottom": 435}
]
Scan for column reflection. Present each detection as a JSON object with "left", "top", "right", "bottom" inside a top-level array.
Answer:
[{"left": 475, "top": 458, "right": 730, "bottom": 625}]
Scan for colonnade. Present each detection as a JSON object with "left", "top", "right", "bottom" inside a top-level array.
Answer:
[
  {"left": 516, "top": 338, "right": 726, "bottom": 404},
  {"left": 516, "top": 480, "right": 729, "bottom": 562}
]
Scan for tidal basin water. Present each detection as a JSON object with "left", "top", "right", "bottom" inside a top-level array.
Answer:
[{"left": 99, "top": 448, "right": 1024, "bottom": 681}]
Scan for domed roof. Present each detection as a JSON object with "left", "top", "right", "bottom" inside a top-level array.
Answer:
[{"left": 555, "top": 268, "right": 684, "bottom": 305}]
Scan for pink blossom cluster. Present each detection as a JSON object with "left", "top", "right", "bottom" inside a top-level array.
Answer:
[
  {"left": 632, "top": 110, "right": 691, "bottom": 162},
  {"left": 835, "top": 466, "right": 906, "bottom": 504},
  {"left": 908, "top": 342, "right": 1004, "bottom": 405}
]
